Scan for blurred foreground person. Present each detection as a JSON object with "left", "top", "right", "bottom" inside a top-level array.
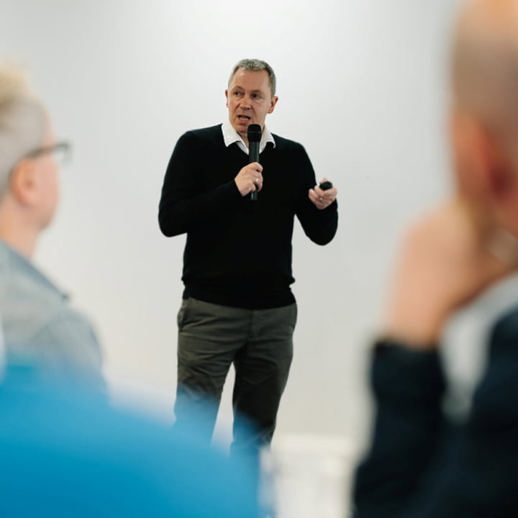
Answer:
[
  {"left": 0, "top": 356, "right": 259, "bottom": 517},
  {"left": 354, "top": 0, "right": 518, "bottom": 516},
  {"left": 0, "top": 63, "right": 259, "bottom": 515},
  {"left": 0, "top": 65, "right": 103, "bottom": 386}
]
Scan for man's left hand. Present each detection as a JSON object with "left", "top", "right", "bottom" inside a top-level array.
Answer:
[{"left": 308, "top": 178, "right": 337, "bottom": 210}]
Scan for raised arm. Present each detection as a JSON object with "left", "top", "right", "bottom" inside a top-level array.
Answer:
[
  {"left": 158, "top": 132, "right": 242, "bottom": 237},
  {"left": 294, "top": 144, "right": 338, "bottom": 245}
]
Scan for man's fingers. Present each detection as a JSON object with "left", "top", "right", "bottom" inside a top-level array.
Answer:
[
  {"left": 310, "top": 187, "right": 337, "bottom": 205},
  {"left": 308, "top": 189, "right": 328, "bottom": 208}
]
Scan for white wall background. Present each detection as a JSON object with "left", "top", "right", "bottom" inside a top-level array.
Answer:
[{"left": 1, "top": 0, "right": 463, "bottom": 451}]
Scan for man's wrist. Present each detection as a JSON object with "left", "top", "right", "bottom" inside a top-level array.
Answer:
[
  {"left": 380, "top": 312, "right": 443, "bottom": 349},
  {"left": 382, "top": 299, "right": 447, "bottom": 349}
]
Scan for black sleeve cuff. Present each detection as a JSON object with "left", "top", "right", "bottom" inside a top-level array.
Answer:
[{"left": 370, "top": 338, "right": 446, "bottom": 407}]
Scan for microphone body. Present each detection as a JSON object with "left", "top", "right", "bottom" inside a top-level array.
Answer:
[{"left": 247, "top": 124, "right": 262, "bottom": 201}]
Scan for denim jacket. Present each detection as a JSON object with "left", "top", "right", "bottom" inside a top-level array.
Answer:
[{"left": 0, "top": 240, "right": 104, "bottom": 388}]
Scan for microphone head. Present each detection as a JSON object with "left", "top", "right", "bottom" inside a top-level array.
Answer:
[{"left": 247, "top": 124, "right": 262, "bottom": 143}]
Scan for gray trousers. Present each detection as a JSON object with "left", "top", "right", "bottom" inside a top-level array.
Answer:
[{"left": 174, "top": 297, "right": 297, "bottom": 450}]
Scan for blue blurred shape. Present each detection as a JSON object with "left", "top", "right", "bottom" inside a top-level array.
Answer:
[{"left": 0, "top": 362, "right": 259, "bottom": 517}]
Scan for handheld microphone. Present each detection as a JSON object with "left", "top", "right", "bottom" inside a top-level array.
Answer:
[{"left": 248, "top": 124, "right": 261, "bottom": 201}]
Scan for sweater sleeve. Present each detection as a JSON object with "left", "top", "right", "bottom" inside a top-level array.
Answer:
[
  {"left": 353, "top": 312, "right": 518, "bottom": 518},
  {"left": 352, "top": 341, "right": 446, "bottom": 518},
  {"left": 158, "top": 131, "right": 242, "bottom": 237},
  {"left": 293, "top": 144, "right": 338, "bottom": 245}
]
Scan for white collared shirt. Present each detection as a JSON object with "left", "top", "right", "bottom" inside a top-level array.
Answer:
[
  {"left": 221, "top": 120, "right": 276, "bottom": 155},
  {"left": 442, "top": 272, "right": 518, "bottom": 421}
]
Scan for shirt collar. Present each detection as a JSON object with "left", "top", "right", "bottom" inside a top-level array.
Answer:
[
  {"left": 0, "top": 240, "right": 68, "bottom": 302},
  {"left": 221, "top": 120, "right": 276, "bottom": 155}
]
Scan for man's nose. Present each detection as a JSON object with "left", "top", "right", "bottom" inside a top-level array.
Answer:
[{"left": 241, "top": 96, "right": 252, "bottom": 108}]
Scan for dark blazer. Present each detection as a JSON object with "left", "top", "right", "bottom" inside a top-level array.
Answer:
[{"left": 353, "top": 305, "right": 518, "bottom": 518}]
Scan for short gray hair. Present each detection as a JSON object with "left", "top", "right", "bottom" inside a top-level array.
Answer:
[
  {"left": 229, "top": 59, "right": 277, "bottom": 96},
  {"left": 0, "top": 64, "right": 46, "bottom": 199}
]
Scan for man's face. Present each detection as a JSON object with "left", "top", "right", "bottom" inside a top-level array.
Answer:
[{"left": 225, "top": 69, "right": 278, "bottom": 139}]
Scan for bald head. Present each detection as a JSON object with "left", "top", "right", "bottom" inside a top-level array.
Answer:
[{"left": 453, "top": 0, "right": 518, "bottom": 133}]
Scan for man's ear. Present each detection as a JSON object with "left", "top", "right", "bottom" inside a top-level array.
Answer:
[
  {"left": 451, "top": 110, "right": 511, "bottom": 204},
  {"left": 268, "top": 95, "right": 278, "bottom": 114},
  {"left": 225, "top": 89, "right": 229, "bottom": 108},
  {"left": 483, "top": 131, "right": 516, "bottom": 203},
  {"left": 9, "top": 159, "right": 38, "bottom": 206}
]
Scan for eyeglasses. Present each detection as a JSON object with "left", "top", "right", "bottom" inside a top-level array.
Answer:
[{"left": 23, "top": 141, "right": 72, "bottom": 167}]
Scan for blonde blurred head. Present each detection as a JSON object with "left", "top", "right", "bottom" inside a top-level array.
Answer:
[
  {"left": 0, "top": 63, "right": 59, "bottom": 257},
  {"left": 0, "top": 64, "right": 46, "bottom": 199}
]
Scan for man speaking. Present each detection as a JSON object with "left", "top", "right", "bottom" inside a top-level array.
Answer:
[{"left": 158, "top": 59, "right": 338, "bottom": 452}]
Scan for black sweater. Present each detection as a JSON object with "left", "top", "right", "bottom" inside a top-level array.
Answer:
[{"left": 158, "top": 124, "right": 338, "bottom": 309}]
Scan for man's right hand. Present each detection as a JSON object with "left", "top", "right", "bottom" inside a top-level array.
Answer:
[
  {"left": 235, "top": 163, "right": 263, "bottom": 196},
  {"left": 382, "top": 198, "right": 517, "bottom": 347}
]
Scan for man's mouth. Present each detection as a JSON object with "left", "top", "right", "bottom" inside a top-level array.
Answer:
[{"left": 237, "top": 115, "right": 251, "bottom": 122}]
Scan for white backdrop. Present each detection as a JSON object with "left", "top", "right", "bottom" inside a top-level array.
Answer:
[{"left": 1, "top": 0, "right": 462, "bottom": 450}]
